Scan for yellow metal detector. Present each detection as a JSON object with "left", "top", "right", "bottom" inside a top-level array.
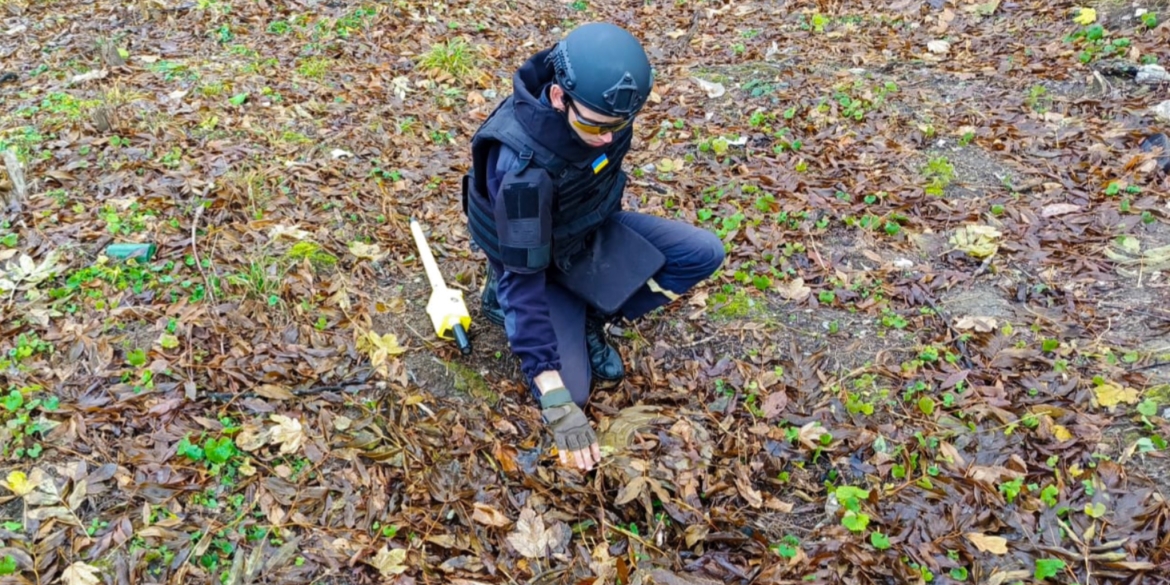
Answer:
[{"left": 409, "top": 218, "right": 472, "bottom": 355}]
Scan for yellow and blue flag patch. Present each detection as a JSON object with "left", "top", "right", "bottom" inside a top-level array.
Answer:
[{"left": 592, "top": 153, "right": 609, "bottom": 174}]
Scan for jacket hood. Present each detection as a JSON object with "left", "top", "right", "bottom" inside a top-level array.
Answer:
[{"left": 511, "top": 47, "right": 609, "bottom": 162}]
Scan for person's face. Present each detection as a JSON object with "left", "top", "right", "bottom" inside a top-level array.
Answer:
[{"left": 550, "top": 84, "right": 632, "bottom": 148}]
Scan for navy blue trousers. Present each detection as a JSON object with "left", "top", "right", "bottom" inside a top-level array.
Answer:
[{"left": 492, "top": 212, "right": 725, "bottom": 406}]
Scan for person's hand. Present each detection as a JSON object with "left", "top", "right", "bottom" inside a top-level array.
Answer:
[{"left": 539, "top": 387, "right": 602, "bottom": 472}]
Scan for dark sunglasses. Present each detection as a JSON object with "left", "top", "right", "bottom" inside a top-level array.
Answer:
[{"left": 565, "top": 97, "right": 633, "bottom": 135}]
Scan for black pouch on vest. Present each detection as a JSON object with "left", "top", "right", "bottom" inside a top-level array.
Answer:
[{"left": 550, "top": 219, "right": 665, "bottom": 314}]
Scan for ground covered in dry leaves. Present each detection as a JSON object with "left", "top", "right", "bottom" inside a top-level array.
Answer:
[{"left": 1, "top": 0, "right": 1169, "bottom": 584}]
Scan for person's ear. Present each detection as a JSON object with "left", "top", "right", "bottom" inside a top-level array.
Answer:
[{"left": 550, "top": 84, "right": 564, "bottom": 111}]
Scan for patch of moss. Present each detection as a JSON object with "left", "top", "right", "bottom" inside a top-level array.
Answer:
[
  {"left": 708, "top": 289, "right": 764, "bottom": 321},
  {"left": 286, "top": 241, "right": 337, "bottom": 268},
  {"left": 1147, "top": 384, "right": 1170, "bottom": 405},
  {"left": 443, "top": 360, "right": 498, "bottom": 407}
]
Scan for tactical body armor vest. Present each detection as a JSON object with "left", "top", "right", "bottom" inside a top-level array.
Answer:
[{"left": 462, "top": 96, "right": 633, "bottom": 275}]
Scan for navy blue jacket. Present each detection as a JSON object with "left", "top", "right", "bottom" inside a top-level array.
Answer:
[{"left": 484, "top": 88, "right": 562, "bottom": 379}]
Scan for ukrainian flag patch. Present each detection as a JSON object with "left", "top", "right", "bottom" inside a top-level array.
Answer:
[{"left": 591, "top": 153, "right": 609, "bottom": 174}]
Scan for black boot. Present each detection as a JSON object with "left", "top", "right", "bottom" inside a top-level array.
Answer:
[
  {"left": 481, "top": 265, "right": 505, "bottom": 327},
  {"left": 586, "top": 311, "right": 625, "bottom": 383}
]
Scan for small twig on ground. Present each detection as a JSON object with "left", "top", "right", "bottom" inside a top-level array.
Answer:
[
  {"left": 676, "top": 334, "right": 716, "bottom": 350},
  {"left": 602, "top": 519, "right": 668, "bottom": 557},
  {"left": 1128, "top": 361, "right": 1169, "bottom": 373},
  {"left": 191, "top": 201, "right": 216, "bottom": 306},
  {"left": 526, "top": 567, "right": 568, "bottom": 585}
]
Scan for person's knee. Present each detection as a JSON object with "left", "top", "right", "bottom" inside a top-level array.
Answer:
[{"left": 690, "top": 229, "right": 726, "bottom": 277}]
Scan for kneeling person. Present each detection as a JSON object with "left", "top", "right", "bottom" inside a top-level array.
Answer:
[{"left": 461, "top": 22, "right": 725, "bottom": 472}]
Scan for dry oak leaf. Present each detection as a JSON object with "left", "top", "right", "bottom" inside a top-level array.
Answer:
[
  {"left": 965, "top": 532, "right": 1009, "bottom": 555},
  {"left": 61, "top": 561, "right": 102, "bottom": 585}
]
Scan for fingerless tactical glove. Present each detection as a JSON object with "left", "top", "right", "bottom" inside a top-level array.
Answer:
[{"left": 539, "top": 387, "right": 596, "bottom": 453}]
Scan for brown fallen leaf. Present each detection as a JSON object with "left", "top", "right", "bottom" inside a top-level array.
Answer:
[
  {"left": 765, "top": 497, "right": 794, "bottom": 512},
  {"left": 1041, "top": 203, "right": 1082, "bottom": 217},
  {"left": 684, "top": 524, "right": 709, "bottom": 547},
  {"left": 234, "top": 424, "right": 270, "bottom": 452},
  {"left": 968, "top": 465, "right": 1024, "bottom": 485},
  {"left": 987, "top": 569, "right": 1032, "bottom": 585},
  {"left": 615, "top": 476, "right": 648, "bottom": 506},
  {"left": 965, "top": 532, "right": 1009, "bottom": 554},
  {"left": 938, "top": 442, "right": 967, "bottom": 470},
  {"left": 648, "top": 568, "right": 724, "bottom": 585},
  {"left": 734, "top": 463, "right": 763, "bottom": 508},
  {"left": 1104, "top": 561, "right": 1156, "bottom": 571},
  {"left": 254, "top": 384, "right": 294, "bottom": 400},
  {"left": 761, "top": 391, "right": 788, "bottom": 419},
  {"left": 471, "top": 502, "right": 511, "bottom": 527}
]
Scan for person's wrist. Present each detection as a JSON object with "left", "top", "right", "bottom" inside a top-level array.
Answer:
[{"left": 533, "top": 370, "right": 564, "bottom": 394}]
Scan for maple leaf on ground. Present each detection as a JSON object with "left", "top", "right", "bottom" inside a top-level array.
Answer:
[
  {"left": 1093, "top": 383, "right": 1140, "bottom": 409},
  {"left": 61, "top": 561, "right": 102, "bottom": 585},
  {"left": 365, "top": 546, "right": 407, "bottom": 577},
  {"left": 506, "top": 507, "right": 569, "bottom": 558},
  {"left": 777, "top": 277, "right": 811, "bottom": 302},
  {"left": 269, "top": 415, "right": 305, "bottom": 455},
  {"left": 955, "top": 316, "right": 998, "bottom": 332},
  {"left": 356, "top": 330, "right": 408, "bottom": 377}
]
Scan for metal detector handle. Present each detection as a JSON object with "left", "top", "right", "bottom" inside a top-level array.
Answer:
[{"left": 453, "top": 323, "right": 472, "bottom": 355}]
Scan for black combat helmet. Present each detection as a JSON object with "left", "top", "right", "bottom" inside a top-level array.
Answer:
[{"left": 547, "top": 23, "right": 653, "bottom": 119}]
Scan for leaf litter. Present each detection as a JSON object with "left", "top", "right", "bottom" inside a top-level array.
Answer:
[{"left": 0, "top": 0, "right": 1169, "bottom": 584}]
